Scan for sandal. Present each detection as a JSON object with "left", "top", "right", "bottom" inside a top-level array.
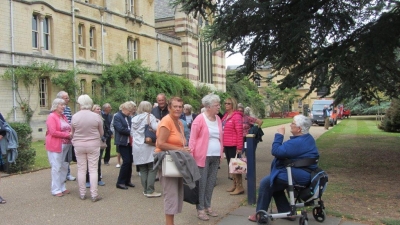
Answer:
[
  {"left": 205, "top": 208, "right": 218, "bottom": 217},
  {"left": 0, "top": 196, "right": 6, "bottom": 204},
  {"left": 197, "top": 210, "right": 210, "bottom": 221},
  {"left": 62, "top": 190, "right": 70, "bottom": 194},
  {"left": 53, "top": 193, "right": 63, "bottom": 197}
]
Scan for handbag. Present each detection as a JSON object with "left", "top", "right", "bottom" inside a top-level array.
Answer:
[
  {"left": 144, "top": 114, "right": 156, "bottom": 146},
  {"left": 229, "top": 153, "right": 247, "bottom": 174},
  {"left": 183, "top": 180, "right": 199, "bottom": 204},
  {"left": 162, "top": 152, "right": 182, "bottom": 177}
]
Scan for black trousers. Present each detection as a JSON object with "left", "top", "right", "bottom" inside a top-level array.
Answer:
[
  {"left": 103, "top": 137, "right": 112, "bottom": 163},
  {"left": 116, "top": 145, "right": 132, "bottom": 185},
  {"left": 224, "top": 146, "right": 241, "bottom": 166}
]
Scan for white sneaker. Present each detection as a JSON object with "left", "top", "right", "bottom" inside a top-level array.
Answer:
[
  {"left": 116, "top": 164, "right": 121, "bottom": 168},
  {"left": 138, "top": 172, "right": 141, "bottom": 176},
  {"left": 66, "top": 175, "right": 76, "bottom": 181},
  {"left": 146, "top": 192, "right": 162, "bottom": 198}
]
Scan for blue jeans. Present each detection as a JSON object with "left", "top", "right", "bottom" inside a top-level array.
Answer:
[{"left": 256, "top": 176, "right": 290, "bottom": 213}]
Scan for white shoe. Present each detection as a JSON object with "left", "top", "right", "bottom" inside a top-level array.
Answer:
[
  {"left": 66, "top": 175, "right": 76, "bottom": 181},
  {"left": 146, "top": 192, "right": 162, "bottom": 198},
  {"left": 116, "top": 164, "right": 121, "bottom": 168},
  {"left": 138, "top": 172, "right": 141, "bottom": 177}
]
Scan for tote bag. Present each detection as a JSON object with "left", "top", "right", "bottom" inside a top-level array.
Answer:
[
  {"left": 144, "top": 114, "right": 156, "bottom": 145},
  {"left": 229, "top": 154, "right": 247, "bottom": 174}
]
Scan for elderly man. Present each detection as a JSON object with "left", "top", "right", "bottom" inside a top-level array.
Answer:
[
  {"left": 323, "top": 105, "right": 331, "bottom": 130},
  {"left": 151, "top": 93, "right": 168, "bottom": 120},
  {"left": 56, "top": 91, "right": 76, "bottom": 181},
  {"left": 101, "top": 103, "right": 113, "bottom": 165}
]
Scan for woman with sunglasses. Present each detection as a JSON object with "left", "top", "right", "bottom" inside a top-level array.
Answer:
[{"left": 221, "top": 97, "right": 244, "bottom": 195}]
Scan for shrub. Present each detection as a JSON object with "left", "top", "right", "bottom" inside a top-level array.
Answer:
[
  {"left": 380, "top": 99, "right": 400, "bottom": 132},
  {"left": 5, "top": 122, "right": 36, "bottom": 173}
]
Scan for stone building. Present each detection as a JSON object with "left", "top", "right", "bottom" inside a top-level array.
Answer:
[{"left": 0, "top": 0, "right": 225, "bottom": 139}]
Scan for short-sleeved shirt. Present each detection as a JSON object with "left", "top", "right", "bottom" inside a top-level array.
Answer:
[
  {"left": 155, "top": 114, "right": 186, "bottom": 153},
  {"left": 242, "top": 115, "right": 257, "bottom": 137}
]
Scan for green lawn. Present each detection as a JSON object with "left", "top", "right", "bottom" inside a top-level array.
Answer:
[
  {"left": 316, "top": 116, "right": 400, "bottom": 223},
  {"left": 32, "top": 140, "right": 118, "bottom": 170},
  {"left": 261, "top": 118, "right": 292, "bottom": 128}
]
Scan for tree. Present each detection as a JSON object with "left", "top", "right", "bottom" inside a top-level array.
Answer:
[
  {"left": 264, "top": 82, "right": 299, "bottom": 117},
  {"left": 172, "top": 0, "right": 400, "bottom": 104}
]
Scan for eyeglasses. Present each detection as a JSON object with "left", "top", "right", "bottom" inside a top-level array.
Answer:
[{"left": 224, "top": 102, "right": 232, "bottom": 105}]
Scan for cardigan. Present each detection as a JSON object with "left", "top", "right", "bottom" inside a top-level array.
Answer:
[
  {"left": 189, "top": 113, "right": 224, "bottom": 167},
  {"left": 45, "top": 112, "right": 71, "bottom": 153}
]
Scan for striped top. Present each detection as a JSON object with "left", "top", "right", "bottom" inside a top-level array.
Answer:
[{"left": 63, "top": 106, "right": 72, "bottom": 124}]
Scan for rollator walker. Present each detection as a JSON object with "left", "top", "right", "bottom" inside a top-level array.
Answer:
[{"left": 256, "top": 158, "right": 328, "bottom": 225}]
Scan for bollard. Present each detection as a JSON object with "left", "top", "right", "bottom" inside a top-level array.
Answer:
[{"left": 246, "top": 134, "right": 256, "bottom": 205}]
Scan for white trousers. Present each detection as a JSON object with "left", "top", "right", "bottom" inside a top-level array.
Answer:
[{"left": 47, "top": 144, "right": 71, "bottom": 195}]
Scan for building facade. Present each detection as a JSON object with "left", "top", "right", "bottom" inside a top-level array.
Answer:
[{"left": 0, "top": 0, "right": 225, "bottom": 139}]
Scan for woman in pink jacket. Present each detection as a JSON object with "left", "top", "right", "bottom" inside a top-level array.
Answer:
[
  {"left": 45, "top": 98, "right": 72, "bottom": 197},
  {"left": 189, "top": 93, "right": 224, "bottom": 221},
  {"left": 221, "top": 97, "right": 244, "bottom": 195}
]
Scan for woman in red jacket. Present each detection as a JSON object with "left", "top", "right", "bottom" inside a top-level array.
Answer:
[{"left": 221, "top": 97, "right": 244, "bottom": 195}]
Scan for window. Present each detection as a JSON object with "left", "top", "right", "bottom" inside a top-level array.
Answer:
[
  {"left": 127, "top": 38, "right": 139, "bottom": 60},
  {"left": 168, "top": 47, "right": 173, "bottom": 72},
  {"left": 32, "top": 15, "right": 39, "bottom": 48},
  {"left": 89, "top": 27, "right": 95, "bottom": 48},
  {"left": 198, "top": 41, "right": 213, "bottom": 83},
  {"left": 80, "top": 79, "right": 86, "bottom": 94},
  {"left": 39, "top": 78, "right": 49, "bottom": 108},
  {"left": 126, "top": 0, "right": 135, "bottom": 14},
  {"left": 43, "top": 17, "right": 50, "bottom": 50},
  {"left": 78, "top": 24, "right": 84, "bottom": 46},
  {"left": 91, "top": 80, "right": 97, "bottom": 97}
]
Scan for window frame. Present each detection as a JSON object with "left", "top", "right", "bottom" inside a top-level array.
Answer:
[
  {"left": 39, "top": 77, "right": 49, "bottom": 108},
  {"left": 32, "top": 15, "right": 39, "bottom": 49},
  {"left": 43, "top": 17, "right": 51, "bottom": 51},
  {"left": 78, "top": 24, "right": 85, "bottom": 46},
  {"left": 89, "top": 26, "right": 95, "bottom": 49}
]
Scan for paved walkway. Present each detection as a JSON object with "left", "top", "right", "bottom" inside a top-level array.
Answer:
[{"left": 0, "top": 124, "right": 367, "bottom": 225}]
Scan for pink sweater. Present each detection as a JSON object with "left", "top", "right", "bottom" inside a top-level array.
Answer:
[
  {"left": 189, "top": 114, "right": 224, "bottom": 167},
  {"left": 71, "top": 110, "right": 104, "bottom": 148},
  {"left": 46, "top": 112, "right": 71, "bottom": 153}
]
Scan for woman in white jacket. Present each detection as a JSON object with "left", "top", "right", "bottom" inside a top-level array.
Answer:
[{"left": 131, "top": 101, "right": 161, "bottom": 198}]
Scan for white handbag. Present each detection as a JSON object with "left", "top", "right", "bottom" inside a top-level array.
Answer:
[{"left": 162, "top": 153, "right": 182, "bottom": 177}]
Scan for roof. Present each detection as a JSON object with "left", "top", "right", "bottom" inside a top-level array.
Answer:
[{"left": 155, "top": 0, "right": 176, "bottom": 19}]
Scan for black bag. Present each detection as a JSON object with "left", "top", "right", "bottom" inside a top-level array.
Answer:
[
  {"left": 183, "top": 180, "right": 199, "bottom": 205},
  {"left": 144, "top": 114, "right": 156, "bottom": 145}
]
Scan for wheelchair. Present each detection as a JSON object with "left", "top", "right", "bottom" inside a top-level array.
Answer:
[{"left": 256, "top": 158, "right": 327, "bottom": 225}]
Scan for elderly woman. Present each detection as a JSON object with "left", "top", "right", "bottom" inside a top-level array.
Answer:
[
  {"left": 180, "top": 104, "right": 197, "bottom": 129},
  {"left": 45, "top": 98, "right": 72, "bottom": 197},
  {"left": 71, "top": 95, "right": 104, "bottom": 202},
  {"left": 131, "top": 101, "right": 161, "bottom": 198},
  {"left": 114, "top": 101, "right": 136, "bottom": 190},
  {"left": 189, "top": 94, "right": 224, "bottom": 221},
  {"left": 248, "top": 115, "right": 319, "bottom": 222},
  {"left": 237, "top": 104, "right": 263, "bottom": 150},
  {"left": 221, "top": 97, "right": 244, "bottom": 195},
  {"left": 85, "top": 104, "right": 106, "bottom": 188},
  {"left": 155, "top": 97, "right": 196, "bottom": 225}
]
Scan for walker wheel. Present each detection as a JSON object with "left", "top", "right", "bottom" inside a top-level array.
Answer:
[
  {"left": 299, "top": 216, "right": 309, "bottom": 225},
  {"left": 256, "top": 210, "right": 270, "bottom": 225},
  {"left": 312, "top": 207, "right": 326, "bottom": 222}
]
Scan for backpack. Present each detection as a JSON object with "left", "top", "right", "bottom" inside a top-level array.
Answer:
[{"left": 298, "top": 167, "right": 328, "bottom": 202}]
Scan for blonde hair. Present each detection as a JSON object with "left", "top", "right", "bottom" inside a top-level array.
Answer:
[
  {"left": 122, "top": 101, "right": 136, "bottom": 112},
  {"left": 226, "top": 97, "right": 238, "bottom": 111},
  {"left": 92, "top": 104, "right": 101, "bottom": 112}
]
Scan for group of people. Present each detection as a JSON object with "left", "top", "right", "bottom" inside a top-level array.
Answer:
[{"left": 43, "top": 90, "right": 319, "bottom": 225}]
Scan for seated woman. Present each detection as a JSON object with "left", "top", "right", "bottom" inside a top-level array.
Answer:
[{"left": 248, "top": 115, "right": 319, "bottom": 222}]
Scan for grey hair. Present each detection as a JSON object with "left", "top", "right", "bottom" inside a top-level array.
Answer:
[
  {"left": 77, "top": 94, "right": 93, "bottom": 110},
  {"left": 293, "top": 115, "right": 312, "bottom": 134},
  {"left": 50, "top": 98, "right": 66, "bottom": 111},
  {"left": 237, "top": 103, "right": 244, "bottom": 110},
  {"left": 56, "top": 91, "right": 68, "bottom": 98},
  {"left": 183, "top": 104, "right": 192, "bottom": 112},
  {"left": 202, "top": 93, "right": 220, "bottom": 107},
  {"left": 244, "top": 107, "right": 251, "bottom": 116},
  {"left": 102, "top": 103, "right": 111, "bottom": 110},
  {"left": 137, "top": 101, "right": 153, "bottom": 114}
]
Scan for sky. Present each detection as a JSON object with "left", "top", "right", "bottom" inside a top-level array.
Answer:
[{"left": 225, "top": 52, "right": 244, "bottom": 68}]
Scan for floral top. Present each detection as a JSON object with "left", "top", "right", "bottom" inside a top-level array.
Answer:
[
  {"left": 60, "top": 118, "right": 72, "bottom": 144},
  {"left": 242, "top": 115, "right": 257, "bottom": 137}
]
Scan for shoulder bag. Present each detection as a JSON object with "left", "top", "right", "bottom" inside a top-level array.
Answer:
[{"left": 144, "top": 114, "right": 156, "bottom": 146}]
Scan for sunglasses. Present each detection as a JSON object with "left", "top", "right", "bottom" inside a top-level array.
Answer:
[{"left": 224, "top": 102, "right": 232, "bottom": 105}]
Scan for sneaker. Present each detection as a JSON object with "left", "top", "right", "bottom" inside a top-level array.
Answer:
[
  {"left": 146, "top": 192, "right": 162, "bottom": 198},
  {"left": 143, "top": 192, "right": 147, "bottom": 196},
  {"left": 67, "top": 174, "right": 76, "bottom": 181},
  {"left": 100, "top": 173, "right": 103, "bottom": 179},
  {"left": 138, "top": 172, "right": 141, "bottom": 177},
  {"left": 104, "top": 162, "right": 110, "bottom": 166},
  {"left": 86, "top": 182, "right": 90, "bottom": 188},
  {"left": 92, "top": 196, "right": 102, "bottom": 202},
  {"left": 116, "top": 164, "right": 121, "bottom": 168},
  {"left": 98, "top": 180, "right": 105, "bottom": 186}
]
